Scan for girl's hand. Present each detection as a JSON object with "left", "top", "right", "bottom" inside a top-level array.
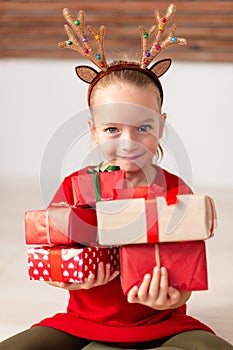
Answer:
[
  {"left": 46, "top": 262, "right": 119, "bottom": 290},
  {"left": 127, "top": 266, "right": 191, "bottom": 310}
]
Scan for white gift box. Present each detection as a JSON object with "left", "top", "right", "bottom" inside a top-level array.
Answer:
[{"left": 96, "top": 194, "right": 217, "bottom": 246}]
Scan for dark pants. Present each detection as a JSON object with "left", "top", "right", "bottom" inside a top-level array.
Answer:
[{"left": 0, "top": 326, "right": 232, "bottom": 350}]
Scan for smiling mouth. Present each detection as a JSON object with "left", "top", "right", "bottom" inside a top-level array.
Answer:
[{"left": 117, "top": 155, "right": 142, "bottom": 160}]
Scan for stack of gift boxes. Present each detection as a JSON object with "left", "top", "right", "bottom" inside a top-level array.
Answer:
[
  {"left": 25, "top": 168, "right": 124, "bottom": 283},
  {"left": 25, "top": 167, "right": 217, "bottom": 293}
]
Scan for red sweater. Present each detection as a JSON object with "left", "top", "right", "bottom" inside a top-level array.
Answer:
[{"left": 33, "top": 166, "right": 214, "bottom": 344}]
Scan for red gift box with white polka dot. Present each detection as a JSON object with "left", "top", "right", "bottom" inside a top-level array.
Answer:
[{"left": 28, "top": 245, "right": 120, "bottom": 282}]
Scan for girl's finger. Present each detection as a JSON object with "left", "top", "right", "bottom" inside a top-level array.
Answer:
[
  {"left": 108, "top": 270, "right": 120, "bottom": 282},
  {"left": 96, "top": 262, "right": 105, "bottom": 284},
  {"left": 103, "top": 263, "right": 111, "bottom": 283},
  {"left": 148, "top": 266, "right": 160, "bottom": 298},
  {"left": 168, "top": 286, "right": 180, "bottom": 305},
  {"left": 156, "top": 267, "right": 169, "bottom": 305},
  {"left": 127, "top": 285, "right": 139, "bottom": 303},
  {"left": 137, "top": 273, "right": 152, "bottom": 301},
  {"left": 58, "top": 282, "right": 71, "bottom": 289},
  {"left": 84, "top": 273, "right": 95, "bottom": 288}
]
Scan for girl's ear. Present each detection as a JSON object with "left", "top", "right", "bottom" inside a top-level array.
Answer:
[
  {"left": 88, "top": 118, "right": 98, "bottom": 143},
  {"left": 159, "top": 113, "right": 167, "bottom": 138},
  {"left": 75, "top": 66, "right": 98, "bottom": 84},
  {"left": 88, "top": 118, "right": 94, "bottom": 132}
]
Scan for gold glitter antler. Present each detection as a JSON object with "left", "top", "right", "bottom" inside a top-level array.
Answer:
[
  {"left": 140, "top": 3, "right": 187, "bottom": 68},
  {"left": 58, "top": 8, "right": 107, "bottom": 71}
]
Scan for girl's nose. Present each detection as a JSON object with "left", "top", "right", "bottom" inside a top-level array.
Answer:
[{"left": 120, "top": 130, "right": 138, "bottom": 152}]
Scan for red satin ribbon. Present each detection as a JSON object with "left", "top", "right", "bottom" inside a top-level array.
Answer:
[
  {"left": 208, "top": 197, "right": 215, "bottom": 236},
  {"left": 113, "top": 184, "right": 164, "bottom": 200},
  {"left": 114, "top": 184, "right": 192, "bottom": 205},
  {"left": 165, "top": 189, "right": 179, "bottom": 205},
  {"left": 49, "top": 247, "right": 63, "bottom": 281},
  {"left": 145, "top": 200, "right": 159, "bottom": 243}
]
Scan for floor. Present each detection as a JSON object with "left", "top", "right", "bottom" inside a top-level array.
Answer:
[{"left": 0, "top": 178, "right": 233, "bottom": 345}]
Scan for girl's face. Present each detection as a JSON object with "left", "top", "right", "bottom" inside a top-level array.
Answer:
[{"left": 89, "top": 83, "right": 166, "bottom": 184}]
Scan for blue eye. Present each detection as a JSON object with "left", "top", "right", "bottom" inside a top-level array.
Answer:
[
  {"left": 105, "top": 127, "right": 118, "bottom": 134},
  {"left": 138, "top": 125, "right": 152, "bottom": 132}
]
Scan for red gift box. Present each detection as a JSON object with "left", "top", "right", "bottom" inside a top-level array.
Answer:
[
  {"left": 113, "top": 184, "right": 192, "bottom": 201},
  {"left": 113, "top": 184, "right": 165, "bottom": 200},
  {"left": 71, "top": 169, "right": 126, "bottom": 206},
  {"left": 28, "top": 245, "right": 120, "bottom": 282},
  {"left": 120, "top": 241, "right": 208, "bottom": 294},
  {"left": 25, "top": 204, "right": 97, "bottom": 245}
]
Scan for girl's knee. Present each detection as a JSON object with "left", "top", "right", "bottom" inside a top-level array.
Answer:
[
  {"left": 0, "top": 327, "right": 45, "bottom": 350},
  {"left": 188, "top": 330, "right": 232, "bottom": 350},
  {"left": 164, "top": 330, "right": 233, "bottom": 350},
  {"left": 0, "top": 326, "right": 89, "bottom": 350}
]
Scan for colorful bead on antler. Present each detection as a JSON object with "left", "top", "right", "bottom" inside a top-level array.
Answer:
[
  {"left": 139, "top": 3, "right": 187, "bottom": 68},
  {"left": 58, "top": 8, "right": 107, "bottom": 71}
]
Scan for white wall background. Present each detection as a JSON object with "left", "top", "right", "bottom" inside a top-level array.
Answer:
[{"left": 1, "top": 59, "right": 232, "bottom": 192}]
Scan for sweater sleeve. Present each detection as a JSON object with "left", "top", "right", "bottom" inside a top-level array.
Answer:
[
  {"left": 47, "top": 166, "right": 91, "bottom": 207},
  {"left": 159, "top": 167, "right": 193, "bottom": 195},
  {"left": 48, "top": 172, "right": 79, "bottom": 207}
]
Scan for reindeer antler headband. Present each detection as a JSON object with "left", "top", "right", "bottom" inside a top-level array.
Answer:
[{"left": 58, "top": 3, "right": 187, "bottom": 105}]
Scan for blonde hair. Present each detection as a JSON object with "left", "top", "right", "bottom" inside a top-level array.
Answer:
[{"left": 89, "top": 61, "right": 162, "bottom": 109}]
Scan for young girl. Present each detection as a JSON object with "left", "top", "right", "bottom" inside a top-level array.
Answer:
[
  {"left": 1, "top": 5, "right": 232, "bottom": 350},
  {"left": 1, "top": 62, "right": 232, "bottom": 350}
]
